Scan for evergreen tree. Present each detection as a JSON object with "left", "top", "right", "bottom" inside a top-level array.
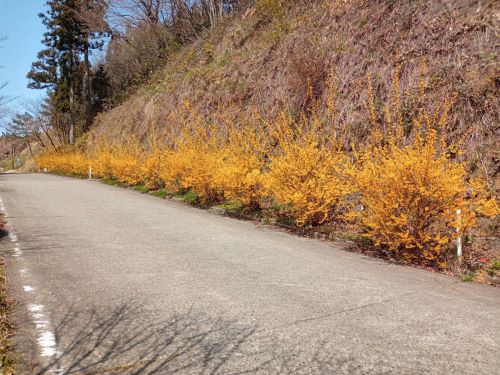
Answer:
[{"left": 27, "top": 0, "right": 109, "bottom": 144}]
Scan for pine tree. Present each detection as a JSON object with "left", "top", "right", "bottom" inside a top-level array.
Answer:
[{"left": 27, "top": 0, "right": 109, "bottom": 144}]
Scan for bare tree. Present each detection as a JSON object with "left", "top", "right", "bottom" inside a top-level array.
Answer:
[
  {"left": 19, "top": 99, "right": 58, "bottom": 150},
  {"left": 106, "top": 0, "right": 233, "bottom": 38},
  {"left": 0, "top": 35, "right": 12, "bottom": 123},
  {"left": 102, "top": 1, "right": 239, "bottom": 101},
  {"left": 204, "top": 0, "right": 224, "bottom": 28},
  {"left": 0, "top": 82, "right": 8, "bottom": 123},
  {"left": 106, "top": 0, "right": 171, "bottom": 29}
]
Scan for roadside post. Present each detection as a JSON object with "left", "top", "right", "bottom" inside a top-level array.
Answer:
[{"left": 456, "top": 209, "right": 462, "bottom": 259}]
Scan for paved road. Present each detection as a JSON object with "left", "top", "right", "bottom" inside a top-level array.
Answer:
[{"left": 0, "top": 173, "right": 498, "bottom": 374}]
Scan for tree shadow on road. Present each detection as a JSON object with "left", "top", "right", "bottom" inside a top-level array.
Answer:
[
  {"left": 31, "top": 297, "right": 375, "bottom": 375},
  {"left": 34, "top": 298, "right": 274, "bottom": 375}
]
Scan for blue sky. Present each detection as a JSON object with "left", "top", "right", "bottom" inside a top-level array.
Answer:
[{"left": 0, "top": 0, "right": 47, "bottom": 108}]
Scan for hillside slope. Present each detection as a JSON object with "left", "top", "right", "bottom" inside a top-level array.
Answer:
[{"left": 92, "top": 0, "right": 498, "bottom": 179}]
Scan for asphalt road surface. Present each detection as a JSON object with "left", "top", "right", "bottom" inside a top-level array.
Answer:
[{"left": 0, "top": 173, "right": 498, "bottom": 374}]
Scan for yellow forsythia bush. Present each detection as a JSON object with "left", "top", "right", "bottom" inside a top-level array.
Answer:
[
  {"left": 37, "top": 149, "right": 88, "bottom": 176},
  {"left": 161, "top": 127, "right": 223, "bottom": 203},
  {"left": 266, "top": 114, "right": 352, "bottom": 225},
  {"left": 141, "top": 147, "right": 164, "bottom": 189},
  {"left": 108, "top": 143, "right": 144, "bottom": 186},
  {"left": 87, "top": 141, "right": 144, "bottom": 185},
  {"left": 354, "top": 127, "right": 499, "bottom": 261},
  {"left": 212, "top": 123, "right": 267, "bottom": 207},
  {"left": 141, "top": 136, "right": 166, "bottom": 189},
  {"left": 88, "top": 143, "right": 114, "bottom": 180},
  {"left": 354, "top": 69, "right": 499, "bottom": 262}
]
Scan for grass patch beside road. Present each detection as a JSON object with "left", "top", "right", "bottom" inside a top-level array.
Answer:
[
  {"left": 151, "top": 189, "right": 170, "bottom": 199},
  {"left": 0, "top": 214, "right": 16, "bottom": 374},
  {"left": 133, "top": 185, "right": 150, "bottom": 194},
  {"left": 0, "top": 261, "right": 15, "bottom": 374}
]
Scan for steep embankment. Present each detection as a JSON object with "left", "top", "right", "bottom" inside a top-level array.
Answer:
[{"left": 92, "top": 0, "right": 498, "bottom": 175}]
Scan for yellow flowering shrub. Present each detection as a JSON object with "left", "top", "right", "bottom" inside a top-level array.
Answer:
[
  {"left": 212, "top": 122, "right": 268, "bottom": 207},
  {"left": 160, "top": 123, "right": 223, "bottom": 203},
  {"left": 86, "top": 141, "right": 144, "bottom": 185},
  {"left": 266, "top": 114, "right": 352, "bottom": 225},
  {"left": 141, "top": 147, "right": 165, "bottom": 190},
  {"left": 355, "top": 71, "right": 499, "bottom": 261},
  {"left": 355, "top": 128, "right": 498, "bottom": 261},
  {"left": 37, "top": 150, "right": 88, "bottom": 176},
  {"left": 88, "top": 143, "right": 114, "bottom": 180},
  {"left": 108, "top": 143, "right": 144, "bottom": 186}
]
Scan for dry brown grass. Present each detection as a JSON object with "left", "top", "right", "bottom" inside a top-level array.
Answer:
[
  {"left": 0, "top": 215, "right": 16, "bottom": 374},
  {"left": 95, "top": 1, "right": 497, "bottom": 162}
]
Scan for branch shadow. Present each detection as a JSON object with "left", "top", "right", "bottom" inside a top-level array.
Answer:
[
  {"left": 23, "top": 296, "right": 388, "bottom": 375},
  {"left": 34, "top": 298, "right": 272, "bottom": 375}
]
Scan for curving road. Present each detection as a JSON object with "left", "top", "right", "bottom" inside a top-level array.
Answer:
[{"left": 0, "top": 173, "right": 498, "bottom": 374}]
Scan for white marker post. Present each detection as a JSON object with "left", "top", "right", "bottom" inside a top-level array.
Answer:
[
  {"left": 88, "top": 165, "right": 92, "bottom": 180},
  {"left": 456, "top": 209, "right": 462, "bottom": 259}
]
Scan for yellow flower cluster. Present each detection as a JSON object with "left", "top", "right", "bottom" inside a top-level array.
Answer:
[
  {"left": 37, "top": 150, "right": 88, "bottom": 176},
  {"left": 267, "top": 113, "right": 352, "bottom": 225},
  {"left": 354, "top": 128, "right": 498, "bottom": 261},
  {"left": 353, "top": 76, "right": 499, "bottom": 261}
]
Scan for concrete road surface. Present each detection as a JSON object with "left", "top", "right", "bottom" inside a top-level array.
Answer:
[{"left": 0, "top": 173, "right": 498, "bottom": 374}]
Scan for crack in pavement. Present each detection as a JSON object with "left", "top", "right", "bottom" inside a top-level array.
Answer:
[{"left": 262, "top": 290, "right": 418, "bottom": 333}]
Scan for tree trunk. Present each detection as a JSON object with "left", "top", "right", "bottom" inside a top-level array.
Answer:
[
  {"left": 27, "top": 141, "right": 34, "bottom": 158},
  {"left": 207, "top": 0, "right": 223, "bottom": 28},
  {"left": 208, "top": 0, "right": 216, "bottom": 28},
  {"left": 69, "top": 82, "right": 75, "bottom": 145},
  {"left": 84, "top": 38, "right": 92, "bottom": 132},
  {"left": 69, "top": 47, "right": 75, "bottom": 145},
  {"left": 219, "top": 0, "right": 223, "bottom": 20},
  {"left": 38, "top": 119, "right": 55, "bottom": 149},
  {"left": 34, "top": 131, "right": 46, "bottom": 149}
]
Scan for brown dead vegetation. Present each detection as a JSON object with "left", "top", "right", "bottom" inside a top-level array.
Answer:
[{"left": 92, "top": 0, "right": 498, "bottom": 168}]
